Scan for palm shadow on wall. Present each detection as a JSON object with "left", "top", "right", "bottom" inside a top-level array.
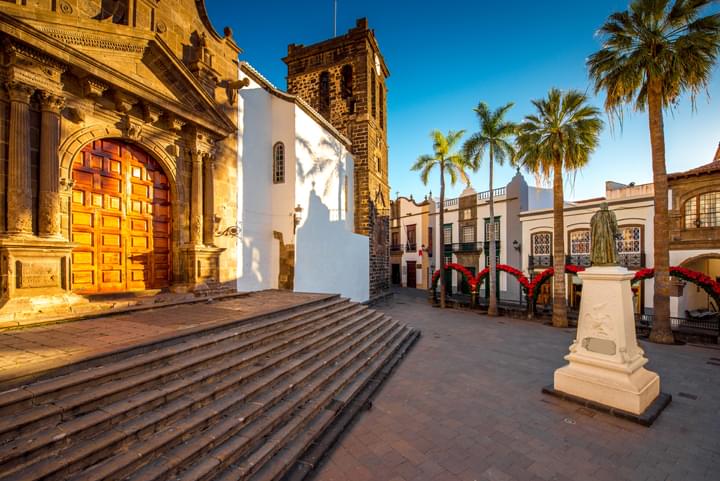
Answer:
[{"left": 296, "top": 135, "right": 347, "bottom": 220}]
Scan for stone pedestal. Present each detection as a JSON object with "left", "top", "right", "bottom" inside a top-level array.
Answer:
[
  {"left": 553, "top": 266, "right": 660, "bottom": 415},
  {"left": 180, "top": 245, "right": 225, "bottom": 290},
  {"left": 0, "top": 238, "right": 85, "bottom": 321}
]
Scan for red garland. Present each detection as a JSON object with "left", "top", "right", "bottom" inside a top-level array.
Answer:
[{"left": 431, "top": 264, "right": 532, "bottom": 294}]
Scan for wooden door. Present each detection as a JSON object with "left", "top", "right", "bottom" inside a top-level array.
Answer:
[
  {"left": 71, "top": 140, "right": 171, "bottom": 294},
  {"left": 406, "top": 261, "right": 416, "bottom": 288}
]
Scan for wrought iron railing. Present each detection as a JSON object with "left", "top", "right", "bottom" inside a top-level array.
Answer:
[
  {"left": 452, "top": 242, "right": 483, "bottom": 253},
  {"left": 566, "top": 254, "right": 592, "bottom": 267},
  {"left": 635, "top": 313, "right": 719, "bottom": 333},
  {"left": 528, "top": 255, "right": 553, "bottom": 269},
  {"left": 390, "top": 245, "right": 403, "bottom": 253},
  {"left": 565, "top": 253, "right": 645, "bottom": 269}
]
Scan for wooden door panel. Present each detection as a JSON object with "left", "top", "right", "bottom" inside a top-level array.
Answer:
[{"left": 71, "top": 139, "right": 172, "bottom": 293}]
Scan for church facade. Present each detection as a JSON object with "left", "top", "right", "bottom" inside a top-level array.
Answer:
[{"left": 0, "top": 1, "right": 242, "bottom": 316}]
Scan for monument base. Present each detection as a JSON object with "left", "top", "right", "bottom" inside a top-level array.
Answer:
[
  {"left": 542, "top": 385, "right": 672, "bottom": 427},
  {"left": 554, "top": 359, "right": 660, "bottom": 415},
  {"left": 551, "top": 265, "right": 665, "bottom": 420}
]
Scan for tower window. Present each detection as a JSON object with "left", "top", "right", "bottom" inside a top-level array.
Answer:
[
  {"left": 341, "top": 65, "right": 353, "bottom": 98},
  {"left": 379, "top": 85, "right": 384, "bottom": 130},
  {"left": 371, "top": 70, "right": 377, "bottom": 118},
  {"left": 273, "top": 142, "right": 285, "bottom": 184},
  {"left": 319, "top": 71, "right": 330, "bottom": 117}
]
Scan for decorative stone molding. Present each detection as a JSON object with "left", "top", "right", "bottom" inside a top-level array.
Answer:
[
  {"left": 81, "top": 77, "right": 109, "bottom": 99},
  {"left": 66, "top": 107, "right": 86, "bottom": 123},
  {"left": 38, "top": 91, "right": 65, "bottom": 113},
  {"left": 4, "top": 41, "right": 65, "bottom": 95},
  {"left": 37, "top": 26, "right": 147, "bottom": 54},
  {"left": 166, "top": 114, "right": 186, "bottom": 133},
  {"left": 119, "top": 114, "right": 143, "bottom": 140},
  {"left": 113, "top": 91, "right": 138, "bottom": 113},
  {"left": 143, "top": 103, "right": 162, "bottom": 124},
  {"left": 5, "top": 81, "right": 34, "bottom": 103}
]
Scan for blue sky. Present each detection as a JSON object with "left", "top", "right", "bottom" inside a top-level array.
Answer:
[{"left": 205, "top": 0, "right": 720, "bottom": 201}]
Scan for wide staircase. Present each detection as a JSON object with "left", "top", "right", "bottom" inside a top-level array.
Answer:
[{"left": 0, "top": 295, "right": 419, "bottom": 481}]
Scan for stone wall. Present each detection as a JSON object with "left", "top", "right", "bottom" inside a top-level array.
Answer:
[{"left": 369, "top": 201, "right": 390, "bottom": 300}]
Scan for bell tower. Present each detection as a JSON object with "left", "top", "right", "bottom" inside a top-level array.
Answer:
[{"left": 283, "top": 18, "right": 390, "bottom": 235}]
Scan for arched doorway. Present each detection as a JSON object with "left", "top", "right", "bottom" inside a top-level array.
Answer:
[
  {"left": 679, "top": 254, "right": 720, "bottom": 313},
  {"left": 70, "top": 139, "right": 172, "bottom": 293}
]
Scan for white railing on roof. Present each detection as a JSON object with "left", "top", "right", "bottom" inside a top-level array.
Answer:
[{"left": 478, "top": 187, "right": 506, "bottom": 201}]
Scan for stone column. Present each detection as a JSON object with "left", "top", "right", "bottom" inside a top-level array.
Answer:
[
  {"left": 5, "top": 82, "right": 35, "bottom": 236},
  {"left": 203, "top": 157, "right": 215, "bottom": 246},
  {"left": 189, "top": 150, "right": 204, "bottom": 246},
  {"left": 38, "top": 91, "right": 65, "bottom": 238}
]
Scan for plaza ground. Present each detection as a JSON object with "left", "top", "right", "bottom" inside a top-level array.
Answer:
[{"left": 313, "top": 288, "right": 720, "bottom": 481}]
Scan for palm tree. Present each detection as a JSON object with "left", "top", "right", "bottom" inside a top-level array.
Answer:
[
  {"left": 516, "top": 89, "right": 603, "bottom": 328},
  {"left": 412, "top": 130, "right": 470, "bottom": 308},
  {"left": 587, "top": 0, "right": 720, "bottom": 344},
  {"left": 463, "top": 102, "right": 516, "bottom": 317}
]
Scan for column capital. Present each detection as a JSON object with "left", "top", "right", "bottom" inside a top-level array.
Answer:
[
  {"left": 5, "top": 82, "right": 34, "bottom": 104},
  {"left": 38, "top": 91, "right": 65, "bottom": 113}
]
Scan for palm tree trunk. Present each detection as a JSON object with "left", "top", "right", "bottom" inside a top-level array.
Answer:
[
  {"left": 488, "top": 147, "right": 498, "bottom": 316},
  {"left": 647, "top": 79, "right": 674, "bottom": 344},
  {"left": 552, "top": 157, "right": 567, "bottom": 327},
  {"left": 439, "top": 162, "right": 447, "bottom": 308}
]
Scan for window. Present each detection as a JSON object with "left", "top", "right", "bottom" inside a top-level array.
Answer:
[
  {"left": 341, "top": 65, "right": 353, "bottom": 98},
  {"left": 532, "top": 232, "right": 552, "bottom": 256},
  {"left": 371, "top": 70, "right": 377, "bottom": 118},
  {"left": 462, "top": 225, "right": 475, "bottom": 243},
  {"left": 272, "top": 142, "right": 285, "bottom": 184},
  {"left": 406, "top": 224, "right": 416, "bottom": 250},
  {"left": 319, "top": 71, "right": 330, "bottom": 116},
  {"left": 616, "top": 226, "right": 641, "bottom": 254},
  {"left": 684, "top": 191, "right": 720, "bottom": 228},
  {"left": 569, "top": 230, "right": 591, "bottom": 255},
  {"left": 443, "top": 224, "right": 452, "bottom": 245},
  {"left": 379, "top": 84, "right": 384, "bottom": 130},
  {"left": 484, "top": 217, "right": 500, "bottom": 241},
  {"left": 391, "top": 231, "right": 400, "bottom": 248}
]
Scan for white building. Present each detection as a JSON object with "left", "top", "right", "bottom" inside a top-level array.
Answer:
[
  {"left": 235, "top": 63, "right": 369, "bottom": 302},
  {"left": 390, "top": 196, "right": 432, "bottom": 289},
  {"left": 520, "top": 182, "right": 655, "bottom": 313},
  {"left": 429, "top": 171, "right": 552, "bottom": 300}
]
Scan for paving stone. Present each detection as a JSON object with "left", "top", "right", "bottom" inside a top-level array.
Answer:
[{"left": 311, "top": 288, "right": 720, "bottom": 481}]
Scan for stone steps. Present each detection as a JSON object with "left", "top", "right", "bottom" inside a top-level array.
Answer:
[{"left": 0, "top": 296, "right": 419, "bottom": 481}]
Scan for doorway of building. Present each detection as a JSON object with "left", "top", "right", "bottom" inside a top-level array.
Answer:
[
  {"left": 406, "top": 261, "right": 417, "bottom": 288},
  {"left": 71, "top": 139, "right": 172, "bottom": 293},
  {"left": 391, "top": 263, "right": 401, "bottom": 285}
]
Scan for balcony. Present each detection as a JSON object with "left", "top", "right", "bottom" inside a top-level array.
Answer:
[
  {"left": 452, "top": 242, "right": 483, "bottom": 253},
  {"left": 528, "top": 255, "right": 553, "bottom": 269},
  {"left": 566, "top": 254, "right": 592, "bottom": 268},
  {"left": 390, "top": 244, "right": 403, "bottom": 254}
]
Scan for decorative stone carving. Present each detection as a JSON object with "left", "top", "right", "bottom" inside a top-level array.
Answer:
[
  {"left": 4, "top": 41, "right": 65, "bottom": 95},
  {"left": 223, "top": 77, "right": 250, "bottom": 106},
  {"left": 38, "top": 91, "right": 65, "bottom": 113},
  {"left": 67, "top": 107, "right": 86, "bottom": 123},
  {"left": 166, "top": 114, "right": 186, "bottom": 133},
  {"left": 6, "top": 81, "right": 34, "bottom": 104},
  {"left": 81, "top": 77, "right": 109, "bottom": 98},
  {"left": 143, "top": 103, "right": 162, "bottom": 124},
  {"left": 38, "top": 26, "right": 146, "bottom": 54},
  {"left": 113, "top": 91, "right": 138, "bottom": 113},
  {"left": 120, "top": 115, "right": 143, "bottom": 140}
]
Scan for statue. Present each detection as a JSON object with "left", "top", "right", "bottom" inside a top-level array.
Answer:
[{"left": 590, "top": 202, "right": 619, "bottom": 266}]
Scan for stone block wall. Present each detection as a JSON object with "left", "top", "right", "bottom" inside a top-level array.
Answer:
[{"left": 369, "top": 201, "right": 390, "bottom": 300}]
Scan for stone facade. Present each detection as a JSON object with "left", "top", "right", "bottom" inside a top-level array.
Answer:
[
  {"left": 0, "top": 1, "right": 242, "bottom": 314},
  {"left": 369, "top": 201, "right": 390, "bottom": 300},
  {"left": 283, "top": 18, "right": 390, "bottom": 236}
]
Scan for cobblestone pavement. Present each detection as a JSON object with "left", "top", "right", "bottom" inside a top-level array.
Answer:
[
  {"left": 0, "top": 291, "right": 325, "bottom": 385},
  {"left": 314, "top": 289, "right": 720, "bottom": 481}
]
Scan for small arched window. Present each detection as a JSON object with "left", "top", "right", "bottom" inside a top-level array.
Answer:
[
  {"left": 684, "top": 191, "right": 720, "bottom": 228},
  {"left": 273, "top": 142, "right": 285, "bottom": 184}
]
